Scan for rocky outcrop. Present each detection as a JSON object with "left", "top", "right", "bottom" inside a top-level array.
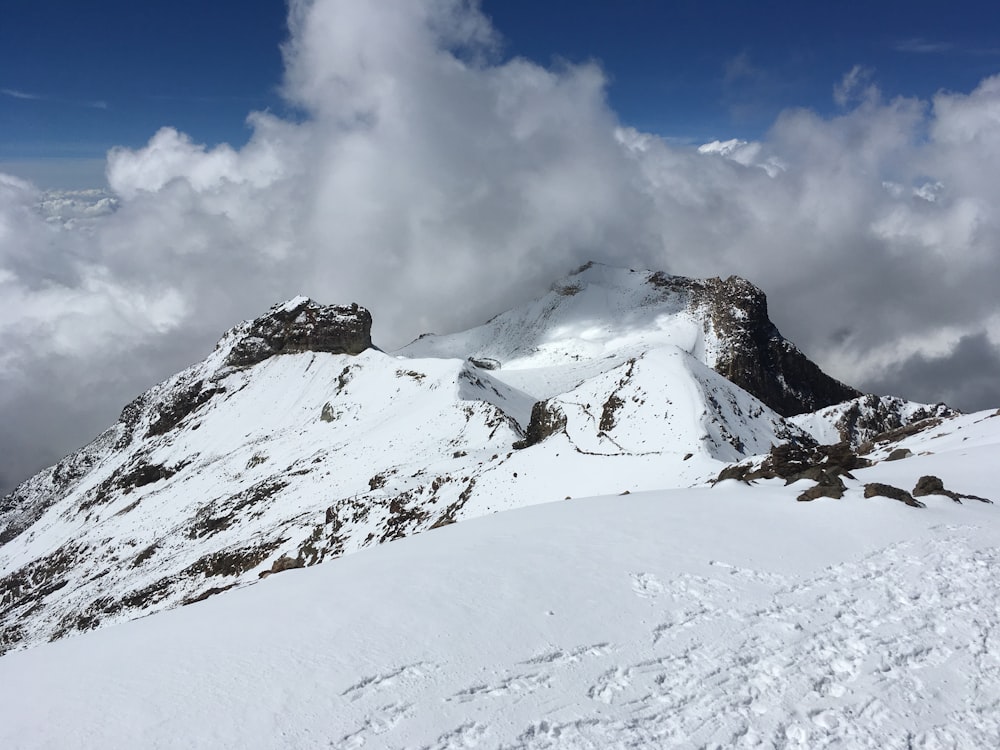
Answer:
[
  {"left": 912, "top": 475, "right": 992, "bottom": 504},
  {"left": 514, "top": 400, "right": 568, "bottom": 449},
  {"left": 835, "top": 395, "right": 955, "bottom": 448},
  {"left": 224, "top": 298, "right": 373, "bottom": 368},
  {"left": 864, "top": 483, "right": 924, "bottom": 508},
  {"left": 715, "top": 441, "right": 870, "bottom": 502},
  {"left": 647, "top": 272, "right": 859, "bottom": 416}
]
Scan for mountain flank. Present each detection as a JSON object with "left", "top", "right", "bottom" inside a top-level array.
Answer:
[{"left": 0, "top": 263, "right": 967, "bottom": 653}]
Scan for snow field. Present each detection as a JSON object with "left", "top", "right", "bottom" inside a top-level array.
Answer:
[{"left": 1, "top": 454, "right": 998, "bottom": 748}]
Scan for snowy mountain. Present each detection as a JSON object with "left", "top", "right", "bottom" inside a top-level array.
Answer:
[
  {"left": 0, "top": 263, "right": 972, "bottom": 656},
  {"left": 1, "top": 410, "right": 998, "bottom": 748}
]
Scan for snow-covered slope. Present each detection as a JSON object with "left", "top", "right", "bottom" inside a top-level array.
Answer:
[
  {"left": 1, "top": 414, "right": 997, "bottom": 748},
  {"left": 790, "top": 393, "right": 956, "bottom": 448},
  {"left": 0, "top": 265, "right": 962, "bottom": 654},
  {"left": 401, "top": 262, "right": 861, "bottom": 416}
]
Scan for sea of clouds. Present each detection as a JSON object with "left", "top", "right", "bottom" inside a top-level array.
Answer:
[{"left": 2, "top": 0, "right": 1000, "bottom": 493}]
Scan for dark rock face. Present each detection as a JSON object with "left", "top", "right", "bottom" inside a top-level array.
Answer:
[
  {"left": 224, "top": 299, "right": 373, "bottom": 369},
  {"left": 147, "top": 381, "right": 225, "bottom": 438},
  {"left": 515, "top": 400, "right": 567, "bottom": 449},
  {"left": 648, "top": 272, "right": 859, "bottom": 416},
  {"left": 715, "top": 441, "right": 869, "bottom": 502},
  {"left": 701, "top": 277, "right": 860, "bottom": 417}
]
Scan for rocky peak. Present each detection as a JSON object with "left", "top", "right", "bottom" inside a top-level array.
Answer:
[
  {"left": 647, "top": 270, "right": 861, "bottom": 416},
  {"left": 222, "top": 297, "right": 374, "bottom": 368},
  {"left": 830, "top": 395, "right": 955, "bottom": 448}
]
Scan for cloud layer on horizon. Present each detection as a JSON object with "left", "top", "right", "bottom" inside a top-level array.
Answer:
[{"left": 2, "top": 0, "right": 1000, "bottom": 493}]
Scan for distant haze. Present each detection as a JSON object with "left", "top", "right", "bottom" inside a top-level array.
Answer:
[{"left": 2, "top": 0, "right": 1000, "bottom": 495}]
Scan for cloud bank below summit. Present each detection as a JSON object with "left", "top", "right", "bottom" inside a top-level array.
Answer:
[{"left": 2, "top": 0, "right": 1000, "bottom": 493}]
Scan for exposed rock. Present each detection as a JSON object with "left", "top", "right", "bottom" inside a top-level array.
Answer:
[
  {"left": 183, "top": 584, "right": 238, "bottom": 605},
  {"left": 647, "top": 272, "right": 859, "bottom": 416},
  {"left": 913, "top": 475, "right": 992, "bottom": 504},
  {"left": 147, "top": 381, "right": 225, "bottom": 437},
  {"left": 858, "top": 417, "right": 947, "bottom": 454},
  {"left": 223, "top": 298, "right": 373, "bottom": 369},
  {"left": 715, "top": 440, "right": 869, "bottom": 487},
  {"left": 259, "top": 554, "right": 304, "bottom": 578},
  {"left": 797, "top": 471, "right": 847, "bottom": 502},
  {"left": 515, "top": 400, "right": 567, "bottom": 448},
  {"left": 0, "top": 427, "right": 121, "bottom": 545},
  {"left": 863, "top": 483, "right": 924, "bottom": 508},
  {"left": 886, "top": 448, "right": 913, "bottom": 462},
  {"left": 913, "top": 475, "right": 946, "bottom": 497},
  {"left": 833, "top": 396, "right": 955, "bottom": 448},
  {"left": 600, "top": 393, "right": 625, "bottom": 433},
  {"left": 468, "top": 357, "right": 500, "bottom": 370}
]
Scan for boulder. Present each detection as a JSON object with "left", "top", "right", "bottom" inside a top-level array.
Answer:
[{"left": 863, "top": 482, "right": 924, "bottom": 508}]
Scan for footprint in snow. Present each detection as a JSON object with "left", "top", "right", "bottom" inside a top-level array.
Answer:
[{"left": 630, "top": 572, "right": 665, "bottom": 599}]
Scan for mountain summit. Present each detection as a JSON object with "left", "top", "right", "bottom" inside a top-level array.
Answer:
[
  {"left": 0, "top": 263, "right": 953, "bottom": 653},
  {"left": 221, "top": 297, "right": 374, "bottom": 368},
  {"left": 402, "top": 262, "right": 859, "bottom": 416}
]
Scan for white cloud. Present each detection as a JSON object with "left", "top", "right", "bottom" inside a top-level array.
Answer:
[
  {"left": 833, "top": 64, "right": 879, "bottom": 107},
  {"left": 892, "top": 38, "right": 954, "bottom": 54},
  {"left": 2, "top": 0, "right": 1000, "bottom": 493}
]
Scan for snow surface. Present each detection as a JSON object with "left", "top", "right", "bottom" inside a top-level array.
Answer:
[
  {"left": 398, "top": 263, "right": 718, "bottom": 393},
  {"left": 1, "top": 421, "right": 998, "bottom": 748}
]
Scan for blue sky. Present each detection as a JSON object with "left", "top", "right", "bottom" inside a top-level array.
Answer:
[
  {"left": 3, "top": 0, "right": 1000, "bottom": 493},
  {"left": 3, "top": 0, "right": 999, "bottom": 187}
]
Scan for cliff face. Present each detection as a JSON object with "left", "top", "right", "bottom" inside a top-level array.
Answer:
[{"left": 647, "top": 271, "right": 860, "bottom": 416}]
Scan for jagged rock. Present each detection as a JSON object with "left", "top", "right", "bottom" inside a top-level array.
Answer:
[
  {"left": 857, "top": 416, "right": 948, "bottom": 454},
  {"left": 913, "top": 475, "right": 993, "bottom": 504},
  {"left": 654, "top": 273, "right": 861, "bottom": 416},
  {"left": 224, "top": 298, "right": 373, "bottom": 369},
  {"left": 833, "top": 395, "right": 955, "bottom": 448},
  {"left": 147, "top": 381, "right": 225, "bottom": 437},
  {"left": 714, "top": 441, "right": 869, "bottom": 487},
  {"left": 864, "top": 483, "right": 924, "bottom": 508},
  {"left": 715, "top": 463, "right": 752, "bottom": 483},
  {"left": 515, "top": 400, "right": 567, "bottom": 448},
  {"left": 797, "top": 471, "right": 847, "bottom": 502}
]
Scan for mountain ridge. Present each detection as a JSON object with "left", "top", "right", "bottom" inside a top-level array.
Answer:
[{"left": 0, "top": 263, "right": 964, "bottom": 653}]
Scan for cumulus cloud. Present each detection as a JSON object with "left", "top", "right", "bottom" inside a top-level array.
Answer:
[{"left": 2, "top": 0, "right": 1000, "bottom": 494}]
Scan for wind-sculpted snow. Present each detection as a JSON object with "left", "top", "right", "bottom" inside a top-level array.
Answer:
[{"left": 0, "top": 439, "right": 997, "bottom": 748}]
